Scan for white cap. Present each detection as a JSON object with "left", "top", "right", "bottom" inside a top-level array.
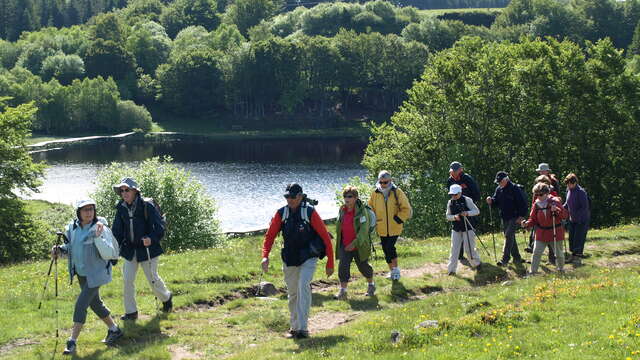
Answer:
[
  {"left": 448, "top": 184, "right": 462, "bottom": 195},
  {"left": 75, "top": 198, "right": 96, "bottom": 210}
]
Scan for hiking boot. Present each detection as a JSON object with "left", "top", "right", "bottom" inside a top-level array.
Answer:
[
  {"left": 496, "top": 261, "right": 508, "bottom": 267},
  {"left": 62, "top": 339, "right": 76, "bottom": 355},
  {"left": 447, "top": 272, "right": 456, "bottom": 276},
  {"left": 524, "top": 247, "right": 533, "bottom": 253},
  {"left": 474, "top": 264, "right": 482, "bottom": 271},
  {"left": 513, "top": 258, "right": 525, "bottom": 265},
  {"left": 334, "top": 288, "right": 347, "bottom": 300},
  {"left": 366, "top": 283, "right": 376, "bottom": 297},
  {"left": 286, "top": 329, "right": 298, "bottom": 339},
  {"left": 162, "top": 294, "right": 173, "bottom": 312},
  {"left": 391, "top": 267, "right": 401, "bottom": 281},
  {"left": 120, "top": 311, "right": 138, "bottom": 321},
  {"left": 103, "top": 327, "right": 123, "bottom": 345},
  {"left": 295, "top": 330, "right": 310, "bottom": 339}
]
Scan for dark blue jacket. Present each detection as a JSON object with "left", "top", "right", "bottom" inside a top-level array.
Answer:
[
  {"left": 447, "top": 173, "right": 480, "bottom": 203},
  {"left": 490, "top": 181, "right": 528, "bottom": 221},
  {"left": 112, "top": 195, "right": 165, "bottom": 262}
]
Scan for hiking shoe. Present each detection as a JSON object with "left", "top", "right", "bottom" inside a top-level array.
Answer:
[
  {"left": 62, "top": 339, "right": 76, "bottom": 355},
  {"left": 513, "top": 258, "right": 525, "bottom": 265},
  {"left": 162, "top": 294, "right": 173, "bottom": 312},
  {"left": 295, "top": 330, "right": 310, "bottom": 339},
  {"left": 524, "top": 247, "right": 533, "bottom": 253},
  {"left": 366, "top": 283, "right": 376, "bottom": 297},
  {"left": 391, "top": 267, "right": 401, "bottom": 281},
  {"left": 120, "top": 311, "right": 138, "bottom": 321},
  {"left": 334, "top": 288, "right": 348, "bottom": 300},
  {"left": 103, "top": 327, "right": 123, "bottom": 345},
  {"left": 286, "top": 329, "right": 298, "bottom": 339},
  {"left": 496, "top": 261, "right": 507, "bottom": 267},
  {"left": 447, "top": 272, "right": 456, "bottom": 276},
  {"left": 474, "top": 264, "right": 482, "bottom": 271}
]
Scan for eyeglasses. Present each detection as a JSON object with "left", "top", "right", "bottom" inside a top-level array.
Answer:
[
  {"left": 120, "top": 188, "right": 132, "bottom": 193},
  {"left": 284, "top": 194, "right": 297, "bottom": 199},
  {"left": 379, "top": 180, "right": 389, "bottom": 185},
  {"left": 343, "top": 195, "right": 354, "bottom": 199}
]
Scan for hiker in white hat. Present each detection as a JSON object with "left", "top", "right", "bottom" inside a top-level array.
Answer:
[{"left": 445, "top": 184, "right": 481, "bottom": 275}]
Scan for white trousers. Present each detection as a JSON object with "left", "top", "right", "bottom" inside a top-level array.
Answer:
[
  {"left": 448, "top": 230, "right": 481, "bottom": 273},
  {"left": 283, "top": 257, "right": 318, "bottom": 332},
  {"left": 123, "top": 256, "right": 171, "bottom": 314}
]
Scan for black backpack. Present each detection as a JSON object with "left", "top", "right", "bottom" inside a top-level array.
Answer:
[
  {"left": 280, "top": 203, "right": 326, "bottom": 260},
  {"left": 143, "top": 197, "right": 167, "bottom": 239}
]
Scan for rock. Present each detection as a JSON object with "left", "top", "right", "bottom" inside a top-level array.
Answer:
[
  {"left": 258, "top": 282, "right": 277, "bottom": 297},
  {"left": 390, "top": 330, "right": 402, "bottom": 344},
  {"left": 415, "top": 320, "right": 439, "bottom": 329},
  {"left": 501, "top": 281, "right": 513, "bottom": 286}
]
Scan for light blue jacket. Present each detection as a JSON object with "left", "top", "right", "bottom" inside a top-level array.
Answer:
[{"left": 59, "top": 217, "right": 113, "bottom": 288}]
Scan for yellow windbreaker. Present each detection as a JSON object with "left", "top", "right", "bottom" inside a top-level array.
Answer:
[{"left": 368, "top": 185, "right": 412, "bottom": 237}]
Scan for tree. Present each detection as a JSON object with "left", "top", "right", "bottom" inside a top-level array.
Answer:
[
  {"left": 0, "top": 100, "right": 46, "bottom": 199},
  {"left": 125, "top": 21, "right": 171, "bottom": 74},
  {"left": 83, "top": 39, "right": 136, "bottom": 80},
  {"left": 224, "top": 0, "right": 281, "bottom": 36},
  {"left": 160, "top": 0, "right": 219, "bottom": 38},
  {"left": 92, "top": 12, "right": 126, "bottom": 43},
  {"left": 156, "top": 48, "right": 225, "bottom": 115},
  {"left": 40, "top": 53, "right": 85, "bottom": 85}
]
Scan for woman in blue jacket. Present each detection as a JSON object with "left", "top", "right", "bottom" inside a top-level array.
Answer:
[{"left": 52, "top": 199, "right": 122, "bottom": 355}]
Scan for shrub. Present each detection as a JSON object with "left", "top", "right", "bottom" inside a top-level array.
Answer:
[
  {"left": 91, "top": 157, "right": 225, "bottom": 251},
  {"left": 116, "top": 100, "right": 153, "bottom": 132}
]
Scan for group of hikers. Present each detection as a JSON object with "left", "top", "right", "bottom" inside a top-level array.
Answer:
[{"left": 49, "top": 160, "right": 591, "bottom": 353}]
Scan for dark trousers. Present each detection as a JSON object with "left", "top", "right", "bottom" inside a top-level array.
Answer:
[
  {"left": 338, "top": 244, "right": 374, "bottom": 283},
  {"left": 501, "top": 218, "right": 523, "bottom": 263},
  {"left": 569, "top": 221, "right": 589, "bottom": 255},
  {"left": 380, "top": 236, "right": 399, "bottom": 264},
  {"left": 73, "top": 276, "right": 110, "bottom": 324}
]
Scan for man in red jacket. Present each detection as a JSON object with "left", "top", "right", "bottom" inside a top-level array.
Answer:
[{"left": 261, "top": 183, "right": 334, "bottom": 339}]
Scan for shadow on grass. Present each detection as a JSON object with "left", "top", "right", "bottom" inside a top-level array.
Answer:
[
  {"left": 464, "top": 263, "right": 510, "bottom": 286},
  {"left": 390, "top": 280, "right": 413, "bottom": 302},
  {"left": 347, "top": 296, "right": 380, "bottom": 311},
  {"left": 311, "top": 293, "right": 334, "bottom": 307},
  {"left": 113, "top": 313, "right": 170, "bottom": 356},
  {"left": 291, "top": 335, "right": 349, "bottom": 350}
]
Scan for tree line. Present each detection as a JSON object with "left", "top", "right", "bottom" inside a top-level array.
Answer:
[{"left": 2, "top": 0, "right": 640, "bottom": 135}]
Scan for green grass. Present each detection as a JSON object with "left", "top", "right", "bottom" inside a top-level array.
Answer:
[{"left": 1, "top": 224, "right": 640, "bottom": 359}]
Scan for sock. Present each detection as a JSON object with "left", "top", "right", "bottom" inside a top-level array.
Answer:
[
  {"left": 368, "top": 282, "right": 375, "bottom": 286},
  {"left": 109, "top": 325, "right": 119, "bottom": 332}
]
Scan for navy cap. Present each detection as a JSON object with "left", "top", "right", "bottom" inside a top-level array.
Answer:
[
  {"left": 450, "top": 161, "right": 463, "bottom": 171},
  {"left": 284, "top": 183, "right": 303, "bottom": 197},
  {"left": 495, "top": 171, "right": 508, "bottom": 184}
]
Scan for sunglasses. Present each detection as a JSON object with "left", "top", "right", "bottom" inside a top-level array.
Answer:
[
  {"left": 284, "top": 194, "right": 298, "bottom": 199},
  {"left": 120, "top": 188, "right": 132, "bottom": 193},
  {"left": 343, "top": 195, "right": 354, "bottom": 199},
  {"left": 379, "top": 180, "right": 390, "bottom": 185}
]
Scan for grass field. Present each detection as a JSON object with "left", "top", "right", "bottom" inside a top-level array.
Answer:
[{"left": 1, "top": 223, "right": 639, "bottom": 359}]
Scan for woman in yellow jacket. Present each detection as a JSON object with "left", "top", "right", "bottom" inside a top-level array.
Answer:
[{"left": 368, "top": 170, "right": 412, "bottom": 280}]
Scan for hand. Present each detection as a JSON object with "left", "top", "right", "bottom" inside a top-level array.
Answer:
[
  {"left": 454, "top": 215, "right": 461, "bottom": 221},
  {"left": 345, "top": 243, "right": 356, "bottom": 251},
  {"left": 551, "top": 205, "right": 559, "bottom": 213},
  {"left": 50, "top": 246, "right": 59, "bottom": 259},
  {"left": 142, "top": 237, "right": 151, "bottom": 247},
  {"left": 261, "top": 257, "right": 269, "bottom": 273},
  {"left": 95, "top": 222, "right": 104, "bottom": 237},
  {"left": 326, "top": 267, "right": 334, "bottom": 277},
  {"left": 461, "top": 211, "right": 468, "bottom": 217},
  {"left": 516, "top": 217, "right": 523, "bottom": 224},
  {"left": 486, "top": 197, "right": 492, "bottom": 205},
  {"left": 520, "top": 220, "right": 528, "bottom": 228}
]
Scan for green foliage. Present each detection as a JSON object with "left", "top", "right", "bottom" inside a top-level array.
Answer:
[
  {"left": 91, "top": 157, "right": 224, "bottom": 251},
  {"left": 39, "top": 53, "right": 85, "bottom": 85},
  {"left": 224, "top": 0, "right": 282, "bottom": 36},
  {"left": 125, "top": 21, "right": 171, "bottom": 74},
  {"left": 363, "top": 37, "right": 640, "bottom": 236},
  {"left": 116, "top": 99, "right": 152, "bottom": 132},
  {"left": 334, "top": 176, "right": 373, "bottom": 207},
  {"left": 160, "top": 0, "right": 220, "bottom": 38},
  {"left": 83, "top": 38, "right": 136, "bottom": 80}
]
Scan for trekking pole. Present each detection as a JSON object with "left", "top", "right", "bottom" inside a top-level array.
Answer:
[
  {"left": 146, "top": 246, "right": 159, "bottom": 312},
  {"left": 38, "top": 256, "right": 55, "bottom": 310},
  {"left": 464, "top": 215, "right": 491, "bottom": 258},
  {"left": 489, "top": 205, "right": 497, "bottom": 263},
  {"left": 461, "top": 215, "right": 474, "bottom": 261},
  {"left": 53, "top": 232, "right": 62, "bottom": 358},
  {"left": 255, "top": 271, "right": 263, "bottom": 297}
]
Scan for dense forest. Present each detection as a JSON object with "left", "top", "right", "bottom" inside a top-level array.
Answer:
[{"left": 2, "top": 0, "right": 640, "bottom": 135}]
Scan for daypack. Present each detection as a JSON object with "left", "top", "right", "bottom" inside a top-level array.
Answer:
[
  {"left": 143, "top": 197, "right": 167, "bottom": 239},
  {"left": 281, "top": 203, "right": 326, "bottom": 259},
  {"left": 94, "top": 226, "right": 120, "bottom": 261}
]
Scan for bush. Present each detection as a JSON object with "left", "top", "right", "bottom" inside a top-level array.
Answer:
[
  {"left": 116, "top": 100, "right": 153, "bottom": 132},
  {"left": 91, "top": 157, "right": 225, "bottom": 251},
  {"left": 334, "top": 176, "right": 374, "bottom": 207}
]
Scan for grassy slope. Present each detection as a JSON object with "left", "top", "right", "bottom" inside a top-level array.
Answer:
[{"left": 1, "top": 224, "right": 639, "bottom": 359}]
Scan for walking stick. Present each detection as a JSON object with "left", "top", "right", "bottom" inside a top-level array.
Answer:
[
  {"left": 146, "top": 246, "right": 159, "bottom": 312},
  {"left": 461, "top": 214, "right": 474, "bottom": 261},
  {"left": 489, "top": 205, "right": 497, "bottom": 263},
  {"left": 463, "top": 215, "right": 491, "bottom": 258},
  {"left": 38, "top": 257, "right": 55, "bottom": 310},
  {"left": 53, "top": 232, "right": 63, "bottom": 358}
]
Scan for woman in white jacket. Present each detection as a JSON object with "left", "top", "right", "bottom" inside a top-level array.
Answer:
[{"left": 52, "top": 199, "right": 123, "bottom": 355}]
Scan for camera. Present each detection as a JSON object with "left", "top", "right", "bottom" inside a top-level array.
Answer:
[{"left": 303, "top": 195, "right": 319, "bottom": 206}]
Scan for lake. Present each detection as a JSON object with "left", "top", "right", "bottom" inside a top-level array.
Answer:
[{"left": 28, "top": 137, "right": 368, "bottom": 232}]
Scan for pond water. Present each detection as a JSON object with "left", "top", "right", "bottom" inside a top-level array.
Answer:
[{"left": 29, "top": 139, "right": 368, "bottom": 232}]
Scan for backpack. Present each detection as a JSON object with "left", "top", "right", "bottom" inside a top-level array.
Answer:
[
  {"left": 93, "top": 226, "right": 120, "bottom": 261},
  {"left": 363, "top": 204, "right": 379, "bottom": 259},
  {"left": 281, "top": 203, "right": 326, "bottom": 259},
  {"left": 143, "top": 197, "right": 166, "bottom": 239}
]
